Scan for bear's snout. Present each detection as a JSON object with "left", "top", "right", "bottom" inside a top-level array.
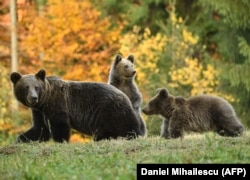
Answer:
[
  {"left": 31, "top": 96, "right": 38, "bottom": 102},
  {"left": 28, "top": 96, "right": 38, "bottom": 105},
  {"left": 128, "top": 70, "right": 136, "bottom": 77},
  {"left": 142, "top": 106, "right": 152, "bottom": 115},
  {"left": 123, "top": 70, "right": 136, "bottom": 78},
  {"left": 27, "top": 94, "right": 39, "bottom": 106}
]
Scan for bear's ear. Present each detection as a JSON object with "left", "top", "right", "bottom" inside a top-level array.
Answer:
[
  {"left": 10, "top": 72, "right": 22, "bottom": 84},
  {"left": 36, "top": 69, "right": 46, "bottom": 81},
  {"left": 114, "top": 54, "right": 123, "bottom": 66},
  {"left": 158, "top": 88, "right": 168, "bottom": 98},
  {"left": 127, "top": 55, "right": 134, "bottom": 63},
  {"left": 175, "top": 96, "right": 186, "bottom": 105}
]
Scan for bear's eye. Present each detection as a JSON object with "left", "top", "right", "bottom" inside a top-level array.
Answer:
[
  {"left": 35, "top": 86, "right": 39, "bottom": 91},
  {"left": 124, "top": 65, "right": 128, "bottom": 68},
  {"left": 25, "top": 86, "right": 29, "bottom": 90}
]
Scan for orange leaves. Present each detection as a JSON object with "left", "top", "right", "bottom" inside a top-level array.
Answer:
[
  {"left": 0, "top": 121, "right": 13, "bottom": 132},
  {"left": 19, "top": 0, "right": 122, "bottom": 81},
  {"left": 0, "top": 64, "right": 16, "bottom": 136},
  {"left": 69, "top": 133, "right": 92, "bottom": 143}
]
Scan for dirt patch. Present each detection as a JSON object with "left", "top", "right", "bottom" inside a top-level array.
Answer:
[{"left": 0, "top": 144, "right": 20, "bottom": 155}]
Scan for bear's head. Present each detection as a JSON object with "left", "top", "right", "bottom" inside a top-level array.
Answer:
[
  {"left": 10, "top": 69, "right": 47, "bottom": 107},
  {"left": 110, "top": 54, "right": 136, "bottom": 80},
  {"left": 142, "top": 88, "right": 185, "bottom": 118}
]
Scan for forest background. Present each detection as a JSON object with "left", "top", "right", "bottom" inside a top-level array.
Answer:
[{"left": 1, "top": 0, "right": 250, "bottom": 144}]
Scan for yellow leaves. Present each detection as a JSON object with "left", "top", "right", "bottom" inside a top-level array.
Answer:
[
  {"left": 165, "top": 8, "right": 236, "bottom": 102},
  {"left": 169, "top": 58, "right": 237, "bottom": 102},
  {"left": 170, "top": 11, "right": 177, "bottom": 25},
  {"left": 182, "top": 28, "right": 199, "bottom": 45},
  {"left": 169, "top": 58, "right": 219, "bottom": 96},
  {"left": 0, "top": 120, "right": 13, "bottom": 132},
  {"left": 217, "top": 93, "right": 238, "bottom": 103},
  {"left": 163, "top": 10, "right": 200, "bottom": 71},
  {"left": 0, "top": 63, "right": 15, "bottom": 135},
  {"left": 143, "top": 27, "right": 151, "bottom": 38},
  {"left": 119, "top": 26, "right": 167, "bottom": 85}
]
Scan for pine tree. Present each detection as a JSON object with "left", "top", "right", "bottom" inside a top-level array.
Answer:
[{"left": 197, "top": 0, "right": 250, "bottom": 125}]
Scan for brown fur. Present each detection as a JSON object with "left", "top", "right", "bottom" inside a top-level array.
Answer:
[
  {"left": 108, "top": 54, "right": 146, "bottom": 135},
  {"left": 108, "top": 54, "right": 142, "bottom": 111},
  {"left": 10, "top": 69, "right": 146, "bottom": 143},
  {"left": 142, "top": 88, "right": 244, "bottom": 138}
]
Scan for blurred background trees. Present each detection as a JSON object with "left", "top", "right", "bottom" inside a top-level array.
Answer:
[{"left": 1, "top": 0, "right": 250, "bottom": 143}]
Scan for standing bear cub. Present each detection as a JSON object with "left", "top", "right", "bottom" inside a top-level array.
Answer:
[
  {"left": 108, "top": 54, "right": 142, "bottom": 113},
  {"left": 142, "top": 88, "right": 244, "bottom": 139},
  {"left": 10, "top": 69, "right": 146, "bottom": 143},
  {"left": 108, "top": 54, "right": 146, "bottom": 135}
]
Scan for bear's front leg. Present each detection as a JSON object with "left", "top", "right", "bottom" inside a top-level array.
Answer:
[
  {"left": 17, "top": 126, "right": 50, "bottom": 143},
  {"left": 160, "top": 118, "right": 170, "bottom": 138},
  {"left": 168, "top": 117, "right": 184, "bottom": 139},
  {"left": 50, "top": 122, "right": 71, "bottom": 143},
  {"left": 17, "top": 110, "right": 51, "bottom": 143},
  {"left": 168, "top": 128, "right": 183, "bottom": 138}
]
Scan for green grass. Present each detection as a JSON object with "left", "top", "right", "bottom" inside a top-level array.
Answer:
[{"left": 1, "top": 131, "right": 250, "bottom": 180}]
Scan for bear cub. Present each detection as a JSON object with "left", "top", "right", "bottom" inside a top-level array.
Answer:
[
  {"left": 108, "top": 54, "right": 146, "bottom": 135},
  {"left": 108, "top": 54, "right": 142, "bottom": 113},
  {"left": 142, "top": 88, "right": 244, "bottom": 139},
  {"left": 10, "top": 69, "right": 146, "bottom": 143}
]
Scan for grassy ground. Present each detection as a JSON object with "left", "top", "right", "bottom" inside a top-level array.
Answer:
[{"left": 1, "top": 131, "right": 250, "bottom": 180}]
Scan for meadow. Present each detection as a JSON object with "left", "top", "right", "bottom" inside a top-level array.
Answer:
[{"left": 1, "top": 131, "right": 250, "bottom": 180}]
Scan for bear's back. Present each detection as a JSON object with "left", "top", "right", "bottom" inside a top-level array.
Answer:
[
  {"left": 68, "top": 81, "right": 129, "bottom": 100},
  {"left": 183, "top": 95, "right": 238, "bottom": 126},
  {"left": 187, "top": 95, "right": 235, "bottom": 113},
  {"left": 46, "top": 77, "right": 127, "bottom": 100},
  {"left": 45, "top": 78, "right": 145, "bottom": 138}
]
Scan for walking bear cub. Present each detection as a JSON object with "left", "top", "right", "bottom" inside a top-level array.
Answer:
[
  {"left": 142, "top": 88, "right": 244, "bottom": 139},
  {"left": 10, "top": 69, "right": 146, "bottom": 143}
]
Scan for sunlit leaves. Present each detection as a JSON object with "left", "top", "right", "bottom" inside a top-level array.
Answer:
[
  {"left": 0, "top": 64, "right": 12, "bottom": 134},
  {"left": 182, "top": 28, "right": 199, "bottom": 45},
  {"left": 169, "top": 57, "right": 219, "bottom": 95},
  {"left": 19, "top": 0, "right": 122, "bottom": 81},
  {"left": 119, "top": 26, "right": 167, "bottom": 86},
  {"left": 162, "top": 5, "right": 236, "bottom": 102},
  {"left": 69, "top": 133, "right": 92, "bottom": 143}
]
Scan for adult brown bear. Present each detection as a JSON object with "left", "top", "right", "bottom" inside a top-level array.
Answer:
[
  {"left": 142, "top": 88, "right": 244, "bottom": 139},
  {"left": 10, "top": 69, "right": 146, "bottom": 143}
]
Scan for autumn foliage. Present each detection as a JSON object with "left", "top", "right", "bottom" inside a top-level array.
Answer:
[
  {"left": 164, "top": 9, "right": 235, "bottom": 102},
  {"left": 19, "top": 0, "right": 122, "bottom": 81},
  {"left": 0, "top": 0, "right": 243, "bottom": 144},
  {"left": 119, "top": 26, "right": 166, "bottom": 87}
]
